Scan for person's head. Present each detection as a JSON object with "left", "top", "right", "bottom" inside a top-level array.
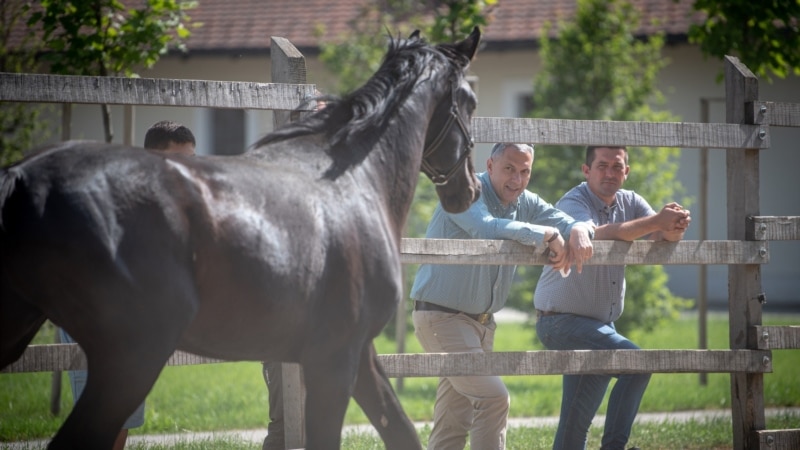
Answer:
[
  {"left": 144, "top": 121, "right": 196, "bottom": 155},
  {"left": 486, "top": 142, "right": 534, "bottom": 206},
  {"left": 582, "top": 146, "right": 630, "bottom": 204}
]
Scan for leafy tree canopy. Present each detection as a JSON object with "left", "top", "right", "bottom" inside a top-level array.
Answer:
[
  {"left": 1, "top": 1, "right": 50, "bottom": 165},
  {"left": 29, "top": 0, "right": 196, "bottom": 77},
  {"left": 686, "top": 0, "right": 800, "bottom": 82},
  {"left": 317, "top": 0, "right": 495, "bottom": 94},
  {"left": 26, "top": 0, "right": 196, "bottom": 143}
]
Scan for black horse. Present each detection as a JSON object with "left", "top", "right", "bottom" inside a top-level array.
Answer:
[{"left": 0, "top": 29, "right": 481, "bottom": 449}]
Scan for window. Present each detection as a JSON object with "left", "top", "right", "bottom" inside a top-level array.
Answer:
[
  {"left": 211, "top": 108, "right": 246, "bottom": 155},
  {"left": 517, "top": 93, "right": 535, "bottom": 117}
]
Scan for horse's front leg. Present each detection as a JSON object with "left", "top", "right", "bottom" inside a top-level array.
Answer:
[{"left": 353, "top": 341, "right": 422, "bottom": 450}]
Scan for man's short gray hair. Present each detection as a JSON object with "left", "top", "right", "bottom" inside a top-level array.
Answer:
[{"left": 491, "top": 142, "right": 534, "bottom": 158}]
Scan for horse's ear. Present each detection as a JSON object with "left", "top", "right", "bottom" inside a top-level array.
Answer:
[
  {"left": 409, "top": 29, "right": 421, "bottom": 40},
  {"left": 456, "top": 26, "right": 481, "bottom": 62}
]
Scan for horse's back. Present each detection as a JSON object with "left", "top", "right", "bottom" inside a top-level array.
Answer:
[{"left": 0, "top": 141, "right": 206, "bottom": 327}]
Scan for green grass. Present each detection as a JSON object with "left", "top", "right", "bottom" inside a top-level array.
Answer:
[{"left": 2, "top": 312, "right": 799, "bottom": 448}]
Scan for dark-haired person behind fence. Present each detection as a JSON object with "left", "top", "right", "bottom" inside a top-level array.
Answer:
[
  {"left": 533, "top": 145, "right": 691, "bottom": 450},
  {"left": 410, "top": 142, "right": 594, "bottom": 450},
  {"left": 58, "top": 120, "right": 196, "bottom": 450},
  {"left": 143, "top": 120, "right": 197, "bottom": 155}
]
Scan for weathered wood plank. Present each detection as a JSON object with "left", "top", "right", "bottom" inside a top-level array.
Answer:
[
  {"left": 749, "top": 101, "right": 800, "bottom": 127},
  {"left": 751, "top": 326, "right": 800, "bottom": 350},
  {"left": 751, "top": 429, "right": 800, "bottom": 450},
  {"left": 748, "top": 216, "right": 800, "bottom": 241},
  {"left": 3, "top": 345, "right": 772, "bottom": 376},
  {"left": 166, "top": 350, "right": 226, "bottom": 366},
  {"left": 471, "top": 116, "right": 769, "bottom": 149},
  {"left": 400, "top": 239, "right": 769, "bottom": 265},
  {"left": 272, "top": 36, "right": 310, "bottom": 127},
  {"left": 376, "top": 350, "right": 771, "bottom": 377},
  {"left": 0, "top": 72, "right": 314, "bottom": 110},
  {"left": 726, "top": 54, "right": 766, "bottom": 450},
  {"left": 1, "top": 344, "right": 227, "bottom": 373},
  {"left": 3, "top": 344, "right": 85, "bottom": 373}
]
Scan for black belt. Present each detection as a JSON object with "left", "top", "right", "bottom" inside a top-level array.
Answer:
[
  {"left": 535, "top": 309, "right": 560, "bottom": 319},
  {"left": 414, "top": 301, "right": 493, "bottom": 325}
]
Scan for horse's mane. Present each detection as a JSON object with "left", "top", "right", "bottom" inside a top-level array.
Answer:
[{"left": 252, "top": 34, "right": 469, "bottom": 177}]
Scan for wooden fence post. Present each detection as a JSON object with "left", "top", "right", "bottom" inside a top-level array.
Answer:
[
  {"left": 270, "top": 35, "right": 308, "bottom": 450},
  {"left": 725, "top": 55, "right": 766, "bottom": 450}
]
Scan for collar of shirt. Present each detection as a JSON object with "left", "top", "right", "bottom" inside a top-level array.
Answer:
[{"left": 578, "top": 182, "right": 619, "bottom": 225}]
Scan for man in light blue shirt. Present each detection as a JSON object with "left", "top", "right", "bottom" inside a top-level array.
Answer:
[
  {"left": 410, "top": 142, "right": 594, "bottom": 449},
  {"left": 534, "top": 146, "right": 690, "bottom": 450}
]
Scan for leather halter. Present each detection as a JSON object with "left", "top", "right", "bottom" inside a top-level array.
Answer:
[{"left": 420, "top": 79, "right": 474, "bottom": 186}]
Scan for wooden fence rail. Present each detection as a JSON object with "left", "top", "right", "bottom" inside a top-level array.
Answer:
[
  {"left": 0, "top": 72, "right": 315, "bottom": 111},
  {"left": 1, "top": 37, "right": 799, "bottom": 449},
  {"left": 400, "top": 238, "right": 770, "bottom": 265},
  {"left": 3, "top": 344, "right": 774, "bottom": 377}
]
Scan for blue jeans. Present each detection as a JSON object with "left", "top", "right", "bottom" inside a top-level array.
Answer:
[{"left": 536, "top": 314, "right": 650, "bottom": 450}]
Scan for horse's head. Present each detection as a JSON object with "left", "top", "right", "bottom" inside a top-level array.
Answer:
[{"left": 421, "top": 27, "right": 482, "bottom": 214}]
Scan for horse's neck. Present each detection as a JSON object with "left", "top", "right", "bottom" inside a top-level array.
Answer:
[{"left": 366, "top": 93, "right": 435, "bottom": 237}]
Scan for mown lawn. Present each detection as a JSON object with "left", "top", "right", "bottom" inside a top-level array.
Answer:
[{"left": 2, "top": 311, "right": 798, "bottom": 447}]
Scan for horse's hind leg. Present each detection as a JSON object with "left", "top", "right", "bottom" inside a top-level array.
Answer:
[
  {"left": 49, "top": 342, "right": 170, "bottom": 449},
  {"left": 302, "top": 347, "right": 364, "bottom": 450},
  {"left": 49, "top": 270, "right": 198, "bottom": 449},
  {"left": 0, "top": 285, "right": 46, "bottom": 370},
  {"left": 353, "top": 342, "right": 421, "bottom": 450},
  {"left": 49, "top": 315, "right": 187, "bottom": 450}
]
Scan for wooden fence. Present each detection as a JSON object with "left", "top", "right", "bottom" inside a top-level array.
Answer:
[{"left": 2, "top": 37, "right": 800, "bottom": 450}]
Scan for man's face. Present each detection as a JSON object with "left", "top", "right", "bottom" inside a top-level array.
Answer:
[
  {"left": 583, "top": 147, "right": 629, "bottom": 203},
  {"left": 163, "top": 141, "right": 196, "bottom": 156},
  {"left": 486, "top": 145, "right": 533, "bottom": 206}
]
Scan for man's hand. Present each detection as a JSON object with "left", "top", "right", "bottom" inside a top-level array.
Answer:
[
  {"left": 656, "top": 202, "right": 691, "bottom": 241},
  {"left": 544, "top": 229, "right": 570, "bottom": 273},
  {"left": 566, "top": 224, "right": 594, "bottom": 273},
  {"left": 545, "top": 225, "right": 594, "bottom": 274}
]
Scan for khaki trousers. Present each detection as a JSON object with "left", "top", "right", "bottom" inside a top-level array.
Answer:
[{"left": 412, "top": 310, "right": 509, "bottom": 450}]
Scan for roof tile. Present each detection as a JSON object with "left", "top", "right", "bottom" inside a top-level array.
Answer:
[{"left": 182, "top": 0, "right": 701, "bottom": 52}]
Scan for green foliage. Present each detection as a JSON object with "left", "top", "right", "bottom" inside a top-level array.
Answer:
[
  {"left": 0, "top": 102, "right": 48, "bottom": 166},
  {"left": 0, "top": 1, "right": 51, "bottom": 165},
  {"left": 317, "top": 1, "right": 495, "bottom": 94},
  {"left": 315, "top": 5, "right": 395, "bottom": 95},
  {"left": 517, "top": 0, "right": 693, "bottom": 334},
  {"left": 25, "top": 0, "right": 195, "bottom": 142},
  {"left": 428, "top": 0, "right": 497, "bottom": 43},
  {"left": 29, "top": 0, "right": 196, "bottom": 77},
  {"left": 686, "top": 0, "right": 800, "bottom": 82},
  {"left": 533, "top": 0, "right": 665, "bottom": 123}
]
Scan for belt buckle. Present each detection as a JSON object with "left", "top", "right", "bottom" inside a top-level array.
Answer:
[{"left": 477, "top": 313, "right": 491, "bottom": 325}]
